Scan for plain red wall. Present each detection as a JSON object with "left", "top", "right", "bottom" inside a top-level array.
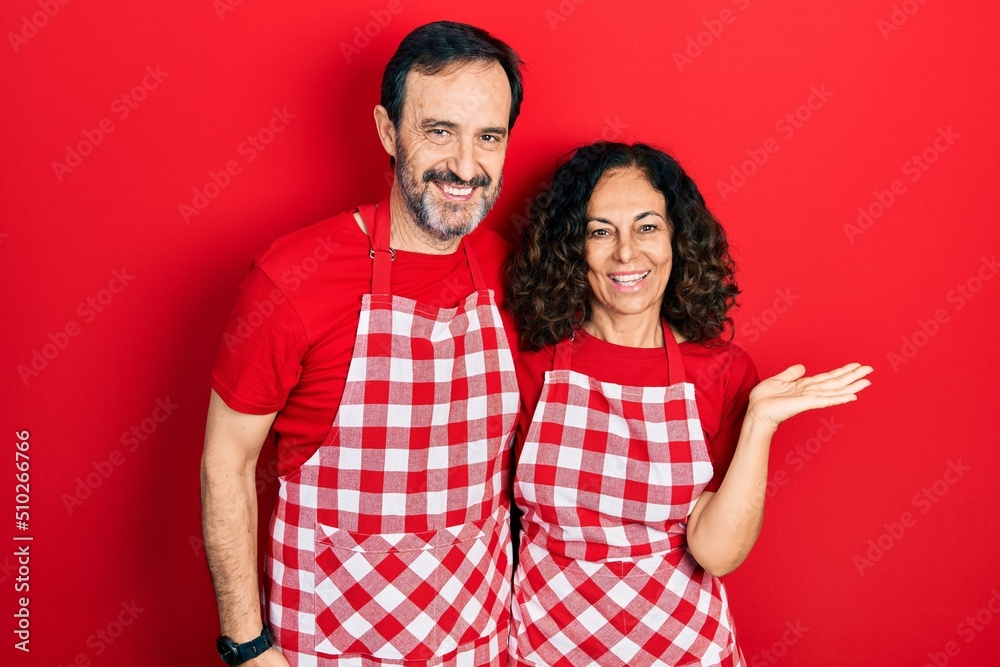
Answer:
[{"left": 3, "top": 1, "right": 999, "bottom": 665}]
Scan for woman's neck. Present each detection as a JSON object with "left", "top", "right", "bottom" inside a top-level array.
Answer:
[{"left": 582, "top": 311, "right": 664, "bottom": 348}]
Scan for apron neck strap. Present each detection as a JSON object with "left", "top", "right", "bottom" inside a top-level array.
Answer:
[
  {"left": 367, "top": 199, "right": 394, "bottom": 295},
  {"left": 663, "top": 320, "right": 685, "bottom": 385},
  {"left": 553, "top": 332, "right": 575, "bottom": 371},
  {"left": 464, "top": 239, "right": 486, "bottom": 292},
  {"left": 360, "top": 198, "right": 487, "bottom": 295},
  {"left": 553, "top": 320, "right": 687, "bottom": 385}
]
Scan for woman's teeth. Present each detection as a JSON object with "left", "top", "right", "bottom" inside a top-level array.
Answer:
[{"left": 610, "top": 272, "right": 649, "bottom": 287}]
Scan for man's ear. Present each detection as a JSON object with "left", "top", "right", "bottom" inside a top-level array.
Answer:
[{"left": 373, "top": 105, "right": 396, "bottom": 157}]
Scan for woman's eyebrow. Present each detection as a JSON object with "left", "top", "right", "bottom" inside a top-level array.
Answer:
[{"left": 635, "top": 211, "right": 666, "bottom": 221}]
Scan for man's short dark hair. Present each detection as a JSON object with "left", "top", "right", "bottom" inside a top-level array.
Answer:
[{"left": 381, "top": 21, "right": 525, "bottom": 132}]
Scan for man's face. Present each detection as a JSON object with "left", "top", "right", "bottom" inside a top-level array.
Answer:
[{"left": 392, "top": 60, "right": 511, "bottom": 242}]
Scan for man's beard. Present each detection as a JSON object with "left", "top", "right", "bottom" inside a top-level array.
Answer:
[{"left": 395, "top": 139, "right": 502, "bottom": 242}]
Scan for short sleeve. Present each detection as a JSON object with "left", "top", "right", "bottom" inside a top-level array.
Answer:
[
  {"left": 704, "top": 350, "right": 760, "bottom": 493},
  {"left": 211, "top": 266, "right": 309, "bottom": 415}
]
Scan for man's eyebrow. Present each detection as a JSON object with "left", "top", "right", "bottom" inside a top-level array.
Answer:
[
  {"left": 419, "top": 119, "right": 508, "bottom": 137},
  {"left": 420, "top": 119, "right": 460, "bottom": 131}
]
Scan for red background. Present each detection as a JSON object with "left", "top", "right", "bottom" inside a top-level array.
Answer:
[{"left": 3, "top": 1, "right": 999, "bottom": 665}]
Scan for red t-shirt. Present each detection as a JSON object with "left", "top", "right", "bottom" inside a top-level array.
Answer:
[
  {"left": 514, "top": 328, "right": 759, "bottom": 493},
  {"left": 211, "top": 204, "right": 515, "bottom": 474}
]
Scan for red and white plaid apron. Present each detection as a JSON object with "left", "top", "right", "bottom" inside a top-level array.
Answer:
[
  {"left": 511, "top": 323, "right": 744, "bottom": 666},
  {"left": 267, "top": 200, "right": 519, "bottom": 666}
]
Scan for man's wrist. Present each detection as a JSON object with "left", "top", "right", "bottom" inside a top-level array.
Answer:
[{"left": 217, "top": 625, "right": 273, "bottom": 665}]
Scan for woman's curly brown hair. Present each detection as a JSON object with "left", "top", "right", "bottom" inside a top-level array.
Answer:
[{"left": 506, "top": 142, "right": 739, "bottom": 351}]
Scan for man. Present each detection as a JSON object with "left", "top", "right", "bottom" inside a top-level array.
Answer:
[{"left": 201, "top": 21, "right": 524, "bottom": 666}]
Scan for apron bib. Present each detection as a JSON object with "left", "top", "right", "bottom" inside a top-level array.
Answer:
[
  {"left": 267, "top": 200, "right": 519, "bottom": 666},
  {"left": 511, "top": 324, "right": 744, "bottom": 667}
]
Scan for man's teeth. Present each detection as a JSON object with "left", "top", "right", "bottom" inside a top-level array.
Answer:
[
  {"left": 439, "top": 183, "right": 473, "bottom": 196},
  {"left": 610, "top": 272, "right": 649, "bottom": 286}
]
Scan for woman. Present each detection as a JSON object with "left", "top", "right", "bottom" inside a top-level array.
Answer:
[{"left": 505, "top": 142, "right": 871, "bottom": 666}]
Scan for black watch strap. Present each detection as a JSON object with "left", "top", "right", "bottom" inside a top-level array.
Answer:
[{"left": 216, "top": 625, "right": 273, "bottom": 665}]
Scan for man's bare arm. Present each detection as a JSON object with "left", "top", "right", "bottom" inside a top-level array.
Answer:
[{"left": 200, "top": 389, "right": 283, "bottom": 661}]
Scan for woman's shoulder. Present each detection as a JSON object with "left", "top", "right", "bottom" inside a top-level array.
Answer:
[
  {"left": 515, "top": 339, "right": 558, "bottom": 376},
  {"left": 679, "top": 337, "right": 759, "bottom": 394}
]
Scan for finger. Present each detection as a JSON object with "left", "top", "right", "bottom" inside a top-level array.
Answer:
[
  {"left": 772, "top": 364, "right": 807, "bottom": 383},
  {"left": 808, "top": 365, "right": 874, "bottom": 390},
  {"left": 801, "top": 362, "right": 866, "bottom": 385}
]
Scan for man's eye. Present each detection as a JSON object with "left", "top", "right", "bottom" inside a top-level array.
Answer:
[
  {"left": 429, "top": 129, "right": 449, "bottom": 137},
  {"left": 482, "top": 135, "right": 498, "bottom": 143}
]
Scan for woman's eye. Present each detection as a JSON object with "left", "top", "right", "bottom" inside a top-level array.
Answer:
[{"left": 589, "top": 229, "right": 609, "bottom": 237}]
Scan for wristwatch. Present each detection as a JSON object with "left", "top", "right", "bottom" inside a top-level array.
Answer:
[{"left": 216, "top": 625, "right": 273, "bottom": 665}]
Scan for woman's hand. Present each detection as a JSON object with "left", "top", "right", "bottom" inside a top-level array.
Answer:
[{"left": 746, "top": 362, "right": 873, "bottom": 431}]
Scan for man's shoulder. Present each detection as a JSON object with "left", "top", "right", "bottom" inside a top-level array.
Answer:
[{"left": 254, "top": 206, "right": 370, "bottom": 277}]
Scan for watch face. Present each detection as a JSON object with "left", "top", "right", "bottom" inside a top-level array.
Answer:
[{"left": 216, "top": 637, "right": 239, "bottom": 665}]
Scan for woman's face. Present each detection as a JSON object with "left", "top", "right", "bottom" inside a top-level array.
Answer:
[{"left": 584, "top": 167, "right": 672, "bottom": 326}]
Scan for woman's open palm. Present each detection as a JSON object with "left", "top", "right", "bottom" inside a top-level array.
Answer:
[{"left": 747, "top": 362, "right": 873, "bottom": 430}]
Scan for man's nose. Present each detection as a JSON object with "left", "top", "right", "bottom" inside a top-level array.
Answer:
[{"left": 445, "top": 137, "right": 478, "bottom": 183}]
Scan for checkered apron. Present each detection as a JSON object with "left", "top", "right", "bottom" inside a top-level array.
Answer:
[
  {"left": 267, "top": 200, "right": 519, "bottom": 666},
  {"left": 511, "top": 324, "right": 744, "bottom": 666}
]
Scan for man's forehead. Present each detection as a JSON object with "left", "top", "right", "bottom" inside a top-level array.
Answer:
[{"left": 402, "top": 61, "right": 511, "bottom": 126}]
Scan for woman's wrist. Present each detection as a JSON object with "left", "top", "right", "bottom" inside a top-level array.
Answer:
[{"left": 743, "top": 405, "right": 780, "bottom": 436}]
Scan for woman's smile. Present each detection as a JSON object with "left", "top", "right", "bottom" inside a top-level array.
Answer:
[{"left": 608, "top": 270, "right": 651, "bottom": 291}]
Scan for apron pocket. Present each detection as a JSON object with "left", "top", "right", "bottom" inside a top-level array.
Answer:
[
  {"left": 312, "top": 508, "right": 511, "bottom": 661},
  {"left": 513, "top": 543, "right": 735, "bottom": 666}
]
